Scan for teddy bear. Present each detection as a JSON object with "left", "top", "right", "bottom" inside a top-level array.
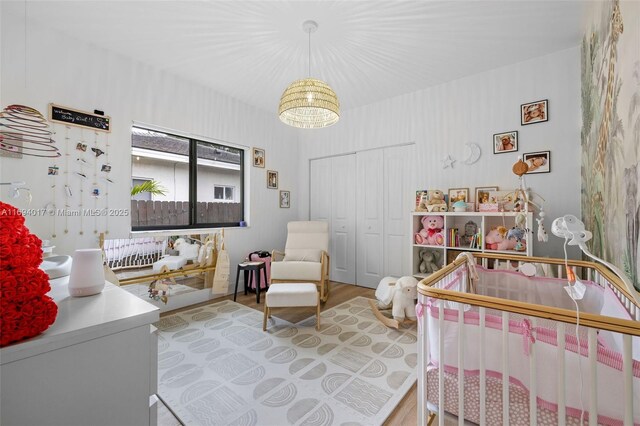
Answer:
[
  {"left": 414, "top": 227, "right": 429, "bottom": 245},
  {"left": 426, "top": 190, "right": 448, "bottom": 212},
  {"left": 418, "top": 248, "right": 440, "bottom": 274},
  {"left": 422, "top": 215, "right": 444, "bottom": 245},
  {"left": 485, "top": 226, "right": 517, "bottom": 251}
]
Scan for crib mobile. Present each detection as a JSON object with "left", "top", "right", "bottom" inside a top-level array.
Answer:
[{"left": 508, "top": 156, "right": 549, "bottom": 244}]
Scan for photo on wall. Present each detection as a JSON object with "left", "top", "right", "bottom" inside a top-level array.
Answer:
[
  {"left": 279, "top": 190, "right": 290, "bottom": 208},
  {"left": 523, "top": 150, "right": 550, "bottom": 174},
  {"left": 521, "top": 99, "right": 548, "bottom": 125},
  {"left": 267, "top": 170, "right": 278, "bottom": 189},
  {"left": 493, "top": 131, "right": 518, "bottom": 154},
  {"left": 252, "top": 148, "right": 265, "bottom": 168}
]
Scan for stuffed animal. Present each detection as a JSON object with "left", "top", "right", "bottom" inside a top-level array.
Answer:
[
  {"left": 414, "top": 228, "right": 429, "bottom": 245},
  {"left": 507, "top": 227, "right": 528, "bottom": 251},
  {"left": 426, "top": 190, "right": 448, "bottom": 212},
  {"left": 506, "top": 227, "right": 526, "bottom": 242},
  {"left": 418, "top": 248, "right": 440, "bottom": 274},
  {"left": 391, "top": 276, "right": 419, "bottom": 321},
  {"left": 421, "top": 215, "right": 444, "bottom": 245},
  {"left": 371, "top": 276, "right": 420, "bottom": 327},
  {"left": 174, "top": 238, "right": 200, "bottom": 260},
  {"left": 374, "top": 276, "right": 419, "bottom": 322},
  {"left": 485, "top": 226, "right": 517, "bottom": 251}
]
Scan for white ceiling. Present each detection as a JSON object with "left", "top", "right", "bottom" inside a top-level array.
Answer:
[{"left": 15, "top": 1, "right": 587, "bottom": 113}]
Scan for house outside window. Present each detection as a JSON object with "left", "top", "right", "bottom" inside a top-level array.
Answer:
[
  {"left": 130, "top": 126, "right": 244, "bottom": 230},
  {"left": 214, "top": 185, "right": 235, "bottom": 202}
]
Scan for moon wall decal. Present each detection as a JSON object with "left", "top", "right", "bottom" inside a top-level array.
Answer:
[{"left": 462, "top": 143, "right": 481, "bottom": 165}]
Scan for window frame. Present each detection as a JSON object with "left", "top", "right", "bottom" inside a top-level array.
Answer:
[{"left": 131, "top": 126, "right": 245, "bottom": 232}]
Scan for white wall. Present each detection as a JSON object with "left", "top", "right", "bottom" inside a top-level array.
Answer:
[
  {"left": 0, "top": 4, "right": 300, "bottom": 270},
  {"left": 298, "top": 47, "right": 582, "bottom": 260}
]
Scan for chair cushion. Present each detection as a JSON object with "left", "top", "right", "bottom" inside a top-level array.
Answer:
[
  {"left": 283, "top": 249, "right": 322, "bottom": 262},
  {"left": 153, "top": 256, "right": 188, "bottom": 272},
  {"left": 266, "top": 283, "right": 318, "bottom": 307},
  {"left": 271, "top": 261, "right": 321, "bottom": 281},
  {"left": 285, "top": 221, "right": 329, "bottom": 254}
]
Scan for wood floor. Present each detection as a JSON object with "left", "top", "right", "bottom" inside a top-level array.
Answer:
[{"left": 162, "top": 281, "right": 418, "bottom": 426}]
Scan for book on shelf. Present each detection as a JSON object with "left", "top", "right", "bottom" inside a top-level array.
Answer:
[{"left": 448, "top": 228, "right": 460, "bottom": 247}]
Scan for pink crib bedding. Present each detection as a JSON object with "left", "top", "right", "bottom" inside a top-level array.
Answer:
[
  {"left": 426, "top": 367, "right": 620, "bottom": 425},
  {"left": 423, "top": 266, "right": 640, "bottom": 425}
]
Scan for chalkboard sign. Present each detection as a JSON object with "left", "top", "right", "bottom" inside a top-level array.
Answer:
[{"left": 49, "top": 104, "right": 111, "bottom": 132}]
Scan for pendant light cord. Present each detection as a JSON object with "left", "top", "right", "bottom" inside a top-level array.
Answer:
[
  {"left": 24, "top": 0, "right": 28, "bottom": 89},
  {"left": 308, "top": 28, "right": 311, "bottom": 77}
]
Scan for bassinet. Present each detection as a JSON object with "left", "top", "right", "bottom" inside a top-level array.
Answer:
[{"left": 416, "top": 253, "right": 640, "bottom": 426}]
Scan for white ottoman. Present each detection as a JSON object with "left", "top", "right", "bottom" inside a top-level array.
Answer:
[
  {"left": 152, "top": 256, "right": 188, "bottom": 272},
  {"left": 263, "top": 283, "right": 320, "bottom": 331}
]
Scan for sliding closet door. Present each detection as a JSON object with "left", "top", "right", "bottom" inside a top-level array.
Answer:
[
  {"left": 383, "top": 145, "right": 413, "bottom": 277},
  {"left": 356, "top": 149, "right": 384, "bottom": 288},
  {"left": 310, "top": 158, "right": 332, "bottom": 223},
  {"left": 310, "top": 155, "right": 356, "bottom": 284},
  {"left": 330, "top": 154, "right": 356, "bottom": 284}
]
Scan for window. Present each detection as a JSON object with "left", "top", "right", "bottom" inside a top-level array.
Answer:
[
  {"left": 130, "top": 126, "right": 244, "bottom": 231},
  {"left": 131, "top": 178, "right": 153, "bottom": 201},
  {"left": 214, "top": 185, "right": 235, "bottom": 201}
]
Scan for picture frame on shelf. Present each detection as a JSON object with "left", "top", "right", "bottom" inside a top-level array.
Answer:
[
  {"left": 415, "top": 189, "right": 429, "bottom": 209},
  {"left": 493, "top": 131, "right": 518, "bottom": 154},
  {"left": 252, "top": 147, "right": 265, "bottom": 168},
  {"left": 521, "top": 99, "right": 548, "bottom": 125},
  {"left": 267, "top": 170, "right": 278, "bottom": 189},
  {"left": 523, "top": 150, "right": 550, "bottom": 174},
  {"left": 447, "top": 188, "right": 469, "bottom": 210},
  {"left": 488, "top": 190, "right": 516, "bottom": 211},
  {"left": 475, "top": 186, "right": 498, "bottom": 211},
  {"left": 279, "top": 190, "right": 290, "bottom": 208}
]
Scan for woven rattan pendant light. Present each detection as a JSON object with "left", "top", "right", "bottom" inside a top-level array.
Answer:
[{"left": 278, "top": 20, "right": 340, "bottom": 129}]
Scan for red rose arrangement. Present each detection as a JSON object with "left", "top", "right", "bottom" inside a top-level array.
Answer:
[{"left": 0, "top": 201, "right": 58, "bottom": 347}]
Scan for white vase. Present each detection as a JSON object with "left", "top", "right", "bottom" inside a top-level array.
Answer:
[{"left": 68, "top": 249, "right": 105, "bottom": 297}]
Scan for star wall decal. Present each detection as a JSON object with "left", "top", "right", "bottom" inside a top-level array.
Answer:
[{"left": 442, "top": 155, "right": 455, "bottom": 169}]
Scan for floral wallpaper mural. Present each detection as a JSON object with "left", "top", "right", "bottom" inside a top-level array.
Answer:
[{"left": 582, "top": 0, "right": 640, "bottom": 289}]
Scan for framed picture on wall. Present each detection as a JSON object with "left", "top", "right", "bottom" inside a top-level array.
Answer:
[
  {"left": 493, "top": 131, "right": 518, "bottom": 154},
  {"left": 252, "top": 147, "right": 265, "bottom": 168},
  {"left": 279, "top": 190, "right": 290, "bottom": 208},
  {"left": 521, "top": 99, "right": 548, "bottom": 125},
  {"left": 523, "top": 151, "right": 551, "bottom": 174},
  {"left": 448, "top": 188, "right": 469, "bottom": 210},
  {"left": 267, "top": 170, "right": 278, "bottom": 189}
]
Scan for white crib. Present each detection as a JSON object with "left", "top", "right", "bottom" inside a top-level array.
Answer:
[
  {"left": 102, "top": 236, "right": 166, "bottom": 270},
  {"left": 417, "top": 253, "right": 640, "bottom": 426}
]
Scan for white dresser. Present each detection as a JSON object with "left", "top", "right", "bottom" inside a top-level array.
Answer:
[{"left": 0, "top": 278, "right": 159, "bottom": 426}]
